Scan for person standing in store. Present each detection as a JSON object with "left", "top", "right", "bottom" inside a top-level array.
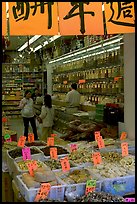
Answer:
[
  {"left": 37, "top": 94, "right": 54, "bottom": 142},
  {"left": 65, "top": 83, "right": 81, "bottom": 114},
  {"left": 19, "top": 90, "right": 38, "bottom": 140}
]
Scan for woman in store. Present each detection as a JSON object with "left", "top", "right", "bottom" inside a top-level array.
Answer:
[
  {"left": 19, "top": 90, "right": 38, "bottom": 140},
  {"left": 37, "top": 94, "right": 54, "bottom": 142}
]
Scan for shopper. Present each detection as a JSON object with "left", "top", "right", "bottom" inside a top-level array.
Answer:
[
  {"left": 37, "top": 94, "right": 54, "bottom": 142},
  {"left": 31, "top": 87, "right": 42, "bottom": 102},
  {"left": 19, "top": 90, "right": 38, "bottom": 140},
  {"left": 65, "top": 83, "right": 81, "bottom": 114}
]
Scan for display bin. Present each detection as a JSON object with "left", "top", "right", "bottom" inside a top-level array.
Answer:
[
  {"left": 7, "top": 146, "right": 45, "bottom": 176},
  {"left": 16, "top": 175, "right": 66, "bottom": 202},
  {"left": 101, "top": 175, "right": 135, "bottom": 196},
  {"left": 12, "top": 180, "right": 26, "bottom": 202}
]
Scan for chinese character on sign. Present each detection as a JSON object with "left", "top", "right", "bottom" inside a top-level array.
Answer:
[
  {"left": 63, "top": 2, "right": 95, "bottom": 34},
  {"left": 106, "top": 2, "right": 135, "bottom": 27},
  {"left": 12, "top": 2, "right": 54, "bottom": 29}
]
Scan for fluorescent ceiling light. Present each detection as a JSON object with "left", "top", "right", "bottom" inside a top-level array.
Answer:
[{"left": 18, "top": 35, "right": 41, "bottom": 51}]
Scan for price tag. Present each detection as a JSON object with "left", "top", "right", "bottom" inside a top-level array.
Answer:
[
  {"left": 28, "top": 133, "right": 34, "bottom": 143},
  {"left": 34, "top": 183, "right": 51, "bottom": 202},
  {"left": 94, "top": 131, "right": 101, "bottom": 141},
  {"left": 2, "top": 117, "right": 7, "bottom": 123},
  {"left": 79, "top": 79, "right": 86, "bottom": 84},
  {"left": 97, "top": 136, "right": 105, "bottom": 149},
  {"left": 85, "top": 180, "right": 96, "bottom": 195},
  {"left": 92, "top": 152, "right": 102, "bottom": 165},
  {"left": 50, "top": 147, "right": 58, "bottom": 160},
  {"left": 63, "top": 81, "right": 68, "bottom": 84},
  {"left": 70, "top": 144, "right": 78, "bottom": 152},
  {"left": 22, "top": 147, "right": 31, "bottom": 161},
  {"left": 124, "top": 198, "right": 135, "bottom": 202},
  {"left": 17, "top": 136, "right": 26, "bottom": 147},
  {"left": 47, "top": 137, "right": 54, "bottom": 146},
  {"left": 120, "top": 132, "right": 127, "bottom": 140},
  {"left": 4, "top": 134, "right": 10, "bottom": 140},
  {"left": 27, "top": 160, "right": 38, "bottom": 176},
  {"left": 51, "top": 134, "right": 57, "bottom": 137},
  {"left": 5, "top": 137, "right": 12, "bottom": 142},
  {"left": 121, "top": 142, "right": 128, "bottom": 157},
  {"left": 60, "top": 157, "right": 70, "bottom": 172}
]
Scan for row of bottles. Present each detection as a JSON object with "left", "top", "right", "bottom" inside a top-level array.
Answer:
[
  {"left": 53, "top": 65, "right": 124, "bottom": 82},
  {"left": 53, "top": 79, "right": 124, "bottom": 95}
]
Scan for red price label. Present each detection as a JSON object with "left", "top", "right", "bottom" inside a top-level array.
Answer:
[
  {"left": 97, "top": 136, "right": 105, "bottom": 149},
  {"left": 17, "top": 136, "right": 26, "bottom": 147},
  {"left": 47, "top": 137, "right": 54, "bottom": 146},
  {"left": 2, "top": 117, "right": 7, "bottom": 123},
  {"left": 28, "top": 133, "right": 34, "bottom": 143},
  {"left": 79, "top": 79, "right": 86, "bottom": 84},
  {"left": 70, "top": 144, "right": 78, "bottom": 152},
  {"left": 94, "top": 131, "right": 101, "bottom": 141},
  {"left": 85, "top": 186, "right": 96, "bottom": 195},
  {"left": 92, "top": 152, "right": 102, "bottom": 165},
  {"left": 51, "top": 134, "right": 57, "bottom": 137},
  {"left": 27, "top": 160, "right": 38, "bottom": 176},
  {"left": 60, "top": 157, "right": 70, "bottom": 172},
  {"left": 121, "top": 142, "right": 128, "bottom": 157},
  {"left": 85, "top": 180, "right": 96, "bottom": 195},
  {"left": 120, "top": 132, "right": 127, "bottom": 140},
  {"left": 5, "top": 138, "right": 12, "bottom": 142},
  {"left": 50, "top": 147, "right": 58, "bottom": 160},
  {"left": 34, "top": 183, "right": 51, "bottom": 202}
]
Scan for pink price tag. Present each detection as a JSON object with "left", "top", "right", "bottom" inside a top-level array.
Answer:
[
  {"left": 5, "top": 138, "right": 12, "bottom": 142},
  {"left": 124, "top": 198, "right": 135, "bottom": 202},
  {"left": 22, "top": 147, "right": 31, "bottom": 161},
  {"left": 70, "top": 144, "right": 78, "bottom": 152}
]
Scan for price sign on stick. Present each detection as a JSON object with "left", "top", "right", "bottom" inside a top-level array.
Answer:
[
  {"left": 60, "top": 157, "right": 70, "bottom": 172},
  {"left": 70, "top": 144, "right": 78, "bottom": 152},
  {"left": 34, "top": 183, "right": 51, "bottom": 202},
  {"left": 120, "top": 132, "right": 127, "bottom": 140},
  {"left": 28, "top": 133, "right": 34, "bottom": 143},
  {"left": 22, "top": 147, "right": 31, "bottom": 161},
  {"left": 51, "top": 134, "right": 57, "bottom": 137},
  {"left": 27, "top": 160, "right": 38, "bottom": 176},
  {"left": 92, "top": 152, "right": 102, "bottom": 165},
  {"left": 17, "top": 136, "right": 26, "bottom": 147},
  {"left": 47, "top": 137, "right": 54, "bottom": 146},
  {"left": 85, "top": 180, "right": 96, "bottom": 195},
  {"left": 50, "top": 147, "right": 58, "bottom": 160},
  {"left": 94, "top": 131, "right": 100, "bottom": 141},
  {"left": 121, "top": 142, "right": 128, "bottom": 157},
  {"left": 97, "top": 136, "right": 105, "bottom": 149}
]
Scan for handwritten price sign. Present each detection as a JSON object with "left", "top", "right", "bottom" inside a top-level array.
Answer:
[
  {"left": 27, "top": 160, "right": 38, "bottom": 176},
  {"left": 50, "top": 147, "right": 58, "bottom": 160},
  {"left": 60, "top": 157, "right": 70, "bottom": 172},
  {"left": 85, "top": 180, "right": 96, "bottom": 195},
  {"left": 34, "top": 183, "right": 51, "bottom": 202},
  {"left": 47, "top": 137, "right": 54, "bottom": 146},
  {"left": 97, "top": 136, "right": 105, "bottom": 149},
  {"left": 94, "top": 131, "right": 101, "bottom": 141},
  {"left": 120, "top": 132, "right": 127, "bottom": 140},
  {"left": 70, "top": 144, "right": 78, "bottom": 152},
  {"left": 22, "top": 147, "right": 31, "bottom": 160},
  {"left": 17, "top": 136, "right": 26, "bottom": 147},
  {"left": 28, "top": 133, "right": 34, "bottom": 143},
  {"left": 121, "top": 142, "right": 128, "bottom": 157},
  {"left": 92, "top": 152, "right": 102, "bottom": 165}
]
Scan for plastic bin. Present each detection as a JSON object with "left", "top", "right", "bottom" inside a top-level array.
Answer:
[
  {"left": 16, "top": 175, "right": 66, "bottom": 202},
  {"left": 101, "top": 175, "right": 135, "bottom": 196}
]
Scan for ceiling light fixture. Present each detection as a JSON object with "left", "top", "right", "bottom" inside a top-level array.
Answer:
[{"left": 18, "top": 35, "right": 41, "bottom": 51}]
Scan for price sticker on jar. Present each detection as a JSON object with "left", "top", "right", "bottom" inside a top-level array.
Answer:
[
  {"left": 47, "top": 137, "right": 54, "bottom": 146},
  {"left": 17, "top": 136, "right": 26, "bottom": 147},
  {"left": 50, "top": 147, "right": 58, "bottom": 160},
  {"left": 92, "top": 152, "right": 102, "bottom": 165},
  {"left": 97, "top": 136, "right": 105, "bottom": 149},
  {"left": 22, "top": 147, "right": 31, "bottom": 161},
  {"left": 121, "top": 142, "right": 128, "bottom": 157},
  {"left": 34, "top": 183, "right": 51, "bottom": 202},
  {"left": 85, "top": 180, "right": 96, "bottom": 195},
  {"left": 60, "top": 157, "right": 70, "bottom": 172},
  {"left": 27, "top": 160, "right": 38, "bottom": 176},
  {"left": 94, "top": 131, "right": 101, "bottom": 141},
  {"left": 120, "top": 132, "right": 127, "bottom": 140},
  {"left": 28, "top": 133, "right": 34, "bottom": 143},
  {"left": 70, "top": 144, "right": 78, "bottom": 152}
]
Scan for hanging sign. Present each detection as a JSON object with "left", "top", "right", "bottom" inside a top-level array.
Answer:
[
  {"left": 34, "top": 183, "right": 51, "bottom": 202},
  {"left": 60, "top": 157, "right": 70, "bottom": 172},
  {"left": 50, "top": 147, "right": 58, "bottom": 160},
  {"left": 17, "top": 136, "right": 26, "bottom": 147},
  {"left": 28, "top": 133, "right": 34, "bottom": 143},
  {"left": 47, "top": 137, "right": 54, "bottom": 146},
  {"left": 121, "top": 142, "right": 128, "bottom": 157},
  {"left": 104, "top": 2, "right": 135, "bottom": 34},
  {"left": 22, "top": 147, "right": 31, "bottom": 161},
  {"left": 8, "top": 2, "right": 59, "bottom": 35},
  {"left": 92, "top": 152, "right": 102, "bottom": 165},
  {"left": 85, "top": 179, "right": 96, "bottom": 195},
  {"left": 120, "top": 132, "right": 127, "bottom": 140}
]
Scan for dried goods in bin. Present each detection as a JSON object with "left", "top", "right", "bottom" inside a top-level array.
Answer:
[
  {"left": 44, "top": 159, "right": 75, "bottom": 170},
  {"left": 40, "top": 146, "right": 69, "bottom": 156}
]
